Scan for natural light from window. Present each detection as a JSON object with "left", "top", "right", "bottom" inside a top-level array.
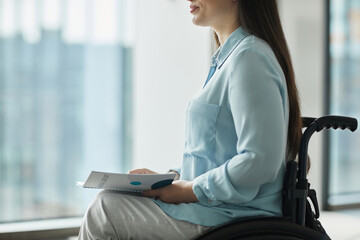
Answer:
[{"left": 0, "top": 0, "right": 135, "bottom": 223}]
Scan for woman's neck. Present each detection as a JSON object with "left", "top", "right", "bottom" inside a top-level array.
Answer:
[{"left": 214, "top": 22, "right": 240, "bottom": 45}]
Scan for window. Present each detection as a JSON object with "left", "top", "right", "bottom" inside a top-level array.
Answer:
[
  {"left": 0, "top": 0, "right": 134, "bottom": 223},
  {"left": 326, "top": 0, "right": 360, "bottom": 209}
]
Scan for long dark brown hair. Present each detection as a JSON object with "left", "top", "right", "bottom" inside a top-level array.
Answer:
[{"left": 215, "top": 0, "right": 302, "bottom": 161}]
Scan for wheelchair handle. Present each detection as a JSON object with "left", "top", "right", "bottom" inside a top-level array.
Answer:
[
  {"left": 302, "top": 116, "right": 357, "bottom": 131},
  {"left": 312, "top": 115, "right": 357, "bottom": 132},
  {"left": 299, "top": 115, "right": 358, "bottom": 180},
  {"left": 296, "top": 115, "right": 358, "bottom": 226}
]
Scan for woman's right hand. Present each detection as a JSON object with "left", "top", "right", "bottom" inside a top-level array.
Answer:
[{"left": 128, "top": 168, "right": 158, "bottom": 175}]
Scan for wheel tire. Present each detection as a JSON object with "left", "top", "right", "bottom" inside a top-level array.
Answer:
[{"left": 194, "top": 218, "right": 328, "bottom": 240}]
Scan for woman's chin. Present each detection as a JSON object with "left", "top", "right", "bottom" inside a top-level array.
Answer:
[{"left": 192, "top": 17, "right": 207, "bottom": 27}]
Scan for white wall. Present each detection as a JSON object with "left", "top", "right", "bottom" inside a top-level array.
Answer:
[
  {"left": 132, "top": 0, "right": 212, "bottom": 172},
  {"left": 278, "top": 0, "right": 326, "bottom": 206}
]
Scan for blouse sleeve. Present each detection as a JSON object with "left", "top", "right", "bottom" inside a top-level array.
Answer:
[{"left": 192, "top": 47, "right": 288, "bottom": 206}]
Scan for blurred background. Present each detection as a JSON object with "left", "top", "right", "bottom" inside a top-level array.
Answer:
[
  {"left": 0, "top": 0, "right": 135, "bottom": 222},
  {"left": 0, "top": 0, "right": 359, "bottom": 239}
]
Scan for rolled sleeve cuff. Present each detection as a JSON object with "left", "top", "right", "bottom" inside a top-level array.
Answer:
[{"left": 193, "top": 175, "right": 221, "bottom": 207}]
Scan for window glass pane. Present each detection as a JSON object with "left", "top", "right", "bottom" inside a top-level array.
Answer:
[
  {"left": 0, "top": 0, "right": 133, "bottom": 222},
  {"left": 328, "top": 0, "right": 360, "bottom": 206}
]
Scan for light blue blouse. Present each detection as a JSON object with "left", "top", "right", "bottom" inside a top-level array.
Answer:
[{"left": 154, "top": 27, "right": 289, "bottom": 227}]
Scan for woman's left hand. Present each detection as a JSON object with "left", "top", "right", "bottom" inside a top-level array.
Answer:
[{"left": 142, "top": 180, "right": 198, "bottom": 204}]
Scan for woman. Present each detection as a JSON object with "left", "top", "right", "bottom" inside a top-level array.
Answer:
[{"left": 79, "top": 0, "right": 302, "bottom": 239}]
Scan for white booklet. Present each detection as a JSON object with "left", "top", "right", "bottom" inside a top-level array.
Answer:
[{"left": 77, "top": 171, "right": 177, "bottom": 193}]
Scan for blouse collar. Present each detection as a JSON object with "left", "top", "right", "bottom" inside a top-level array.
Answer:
[{"left": 212, "top": 27, "right": 250, "bottom": 69}]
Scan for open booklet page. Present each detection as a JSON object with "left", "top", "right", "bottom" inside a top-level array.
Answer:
[{"left": 78, "top": 171, "right": 177, "bottom": 193}]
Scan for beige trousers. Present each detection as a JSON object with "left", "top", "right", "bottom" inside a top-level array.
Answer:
[{"left": 78, "top": 190, "right": 210, "bottom": 240}]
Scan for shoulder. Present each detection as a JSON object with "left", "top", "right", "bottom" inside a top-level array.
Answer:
[
  {"left": 225, "top": 35, "right": 286, "bottom": 95},
  {"left": 232, "top": 35, "right": 278, "bottom": 67},
  {"left": 227, "top": 35, "right": 284, "bottom": 83}
]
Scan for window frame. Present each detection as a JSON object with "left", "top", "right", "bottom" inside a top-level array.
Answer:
[
  {"left": 0, "top": 218, "right": 81, "bottom": 239},
  {"left": 324, "top": 0, "right": 360, "bottom": 211}
]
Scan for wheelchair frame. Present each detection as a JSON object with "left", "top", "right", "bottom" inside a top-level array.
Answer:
[{"left": 194, "top": 116, "right": 358, "bottom": 240}]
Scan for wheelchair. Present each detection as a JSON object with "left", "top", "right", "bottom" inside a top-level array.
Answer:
[{"left": 193, "top": 115, "right": 358, "bottom": 240}]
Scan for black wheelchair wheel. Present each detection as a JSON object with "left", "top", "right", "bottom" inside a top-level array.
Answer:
[{"left": 194, "top": 217, "right": 330, "bottom": 240}]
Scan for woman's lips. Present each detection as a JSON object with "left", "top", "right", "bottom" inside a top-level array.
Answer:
[{"left": 190, "top": 5, "right": 199, "bottom": 14}]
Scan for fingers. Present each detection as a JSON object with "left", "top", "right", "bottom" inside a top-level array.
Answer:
[
  {"left": 127, "top": 169, "right": 140, "bottom": 174},
  {"left": 142, "top": 189, "right": 160, "bottom": 198},
  {"left": 128, "top": 168, "right": 158, "bottom": 175},
  {"left": 127, "top": 169, "right": 145, "bottom": 174}
]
